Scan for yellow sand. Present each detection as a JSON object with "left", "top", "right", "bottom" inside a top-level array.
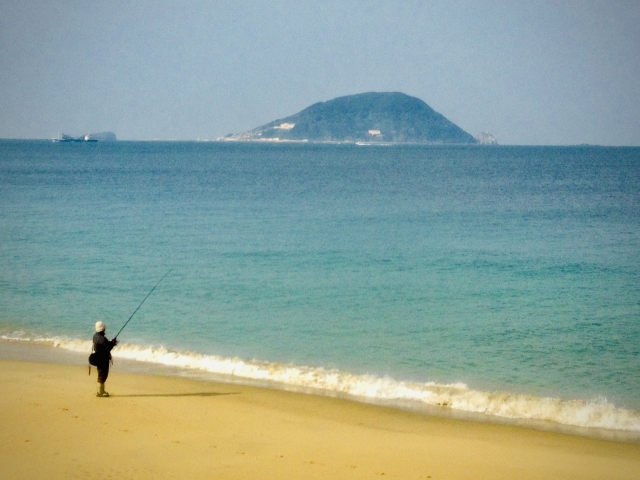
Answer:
[{"left": 1, "top": 360, "right": 638, "bottom": 479}]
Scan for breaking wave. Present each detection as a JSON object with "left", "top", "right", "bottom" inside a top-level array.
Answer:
[{"left": 3, "top": 333, "right": 639, "bottom": 433}]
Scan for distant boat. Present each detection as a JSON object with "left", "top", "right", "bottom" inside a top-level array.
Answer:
[
  {"left": 53, "top": 132, "right": 116, "bottom": 142},
  {"left": 53, "top": 134, "right": 98, "bottom": 143}
]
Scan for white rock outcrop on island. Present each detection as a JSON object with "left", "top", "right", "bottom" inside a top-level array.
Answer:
[{"left": 475, "top": 132, "right": 497, "bottom": 144}]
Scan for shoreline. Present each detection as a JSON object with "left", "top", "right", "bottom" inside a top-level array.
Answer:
[
  {"left": 1, "top": 338, "right": 639, "bottom": 445},
  {"left": 2, "top": 358, "right": 640, "bottom": 479}
]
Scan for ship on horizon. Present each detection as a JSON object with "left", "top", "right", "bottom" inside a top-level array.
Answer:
[
  {"left": 53, "top": 134, "right": 97, "bottom": 143},
  {"left": 52, "top": 132, "right": 116, "bottom": 142}
]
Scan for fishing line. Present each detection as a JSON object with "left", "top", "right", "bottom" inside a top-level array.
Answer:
[{"left": 114, "top": 270, "right": 172, "bottom": 340}]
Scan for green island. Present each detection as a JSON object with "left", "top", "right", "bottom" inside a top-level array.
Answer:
[{"left": 223, "top": 92, "right": 477, "bottom": 144}]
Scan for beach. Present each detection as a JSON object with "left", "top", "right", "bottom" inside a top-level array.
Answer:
[
  {"left": 2, "top": 358, "right": 639, "bottom": 479},
  {"left": 2, "top": 142, "right": 640, "bottom": 477}
]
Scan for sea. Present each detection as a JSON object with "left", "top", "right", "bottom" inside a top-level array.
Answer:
[{"left": 1, "top": 140, "right": 639, "bottom": 440}]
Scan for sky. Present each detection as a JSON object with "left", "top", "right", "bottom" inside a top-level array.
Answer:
[{"left": 1, "top": 0, "right": 639, "bottom": 145}]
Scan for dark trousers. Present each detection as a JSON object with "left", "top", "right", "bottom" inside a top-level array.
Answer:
[{"left": 97, "top": 364, "right": 109, "bottom": 383}]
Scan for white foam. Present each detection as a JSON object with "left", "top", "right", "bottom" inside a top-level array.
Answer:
[{"left": 4, "top": 333, "right": 639, "bottom": 432}]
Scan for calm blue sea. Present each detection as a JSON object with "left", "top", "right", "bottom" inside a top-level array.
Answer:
[{"left": 1, "top": 140, "right": 639, "bottom": 432}]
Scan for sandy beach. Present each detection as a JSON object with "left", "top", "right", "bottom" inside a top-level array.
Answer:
[{"left": 1, "top": 359, "right": 638, "bottom": 479}]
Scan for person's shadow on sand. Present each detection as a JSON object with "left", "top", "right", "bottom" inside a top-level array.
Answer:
[{"left": 111, "top": 392, "right": 239, "bottom": 398}]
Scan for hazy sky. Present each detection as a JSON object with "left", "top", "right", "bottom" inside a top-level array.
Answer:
[{"left": 1, "top": 1, "right": 639, "bottom": 144}]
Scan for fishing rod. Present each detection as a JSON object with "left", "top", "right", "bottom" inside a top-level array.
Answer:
[{"left": 114, "top": 270, "right": 172, "bottom": 340}]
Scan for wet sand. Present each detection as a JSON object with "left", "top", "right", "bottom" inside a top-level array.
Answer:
[{"left": 1, "top": 359, "right": 639, "bottom": 479}]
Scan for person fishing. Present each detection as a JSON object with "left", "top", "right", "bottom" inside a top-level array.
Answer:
[
  {"left": 88, "top": 270, "right": 171, "bottom": 397},
  {"left": 91, "top": 321, "right": 118, "bottom": 397}
]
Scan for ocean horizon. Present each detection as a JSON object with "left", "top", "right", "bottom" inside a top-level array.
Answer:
[{"left": 1, "top": 140, "right": 638, "bottom": 438}]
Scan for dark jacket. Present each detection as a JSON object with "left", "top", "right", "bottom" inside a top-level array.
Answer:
[{"left": 92, "top": 331, "right": 116, "bottom": 367}]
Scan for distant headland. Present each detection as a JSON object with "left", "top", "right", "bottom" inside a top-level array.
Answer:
[
  {"left": 221, "top": 92, "right": 478, "bottom": 144},
  {"left": 53, "top": 132, "right": 117, "bottom": 142}
]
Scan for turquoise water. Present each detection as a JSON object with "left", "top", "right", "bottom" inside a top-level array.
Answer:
[{"left": 1, "top": 140, "right": 639, "bottom": 430}]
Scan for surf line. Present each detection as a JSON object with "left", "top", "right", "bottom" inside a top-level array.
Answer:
[{"left": 114, "top": 270, "right": 172, "bottom": 340}]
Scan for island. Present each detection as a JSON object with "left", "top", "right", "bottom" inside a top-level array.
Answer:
[{"left": 221, "top": 92, "right": 478, "bottom": 144}]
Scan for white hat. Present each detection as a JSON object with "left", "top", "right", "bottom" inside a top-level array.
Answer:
[{"left": 95, "top": 321, "right": 106, "bottom": 332}]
